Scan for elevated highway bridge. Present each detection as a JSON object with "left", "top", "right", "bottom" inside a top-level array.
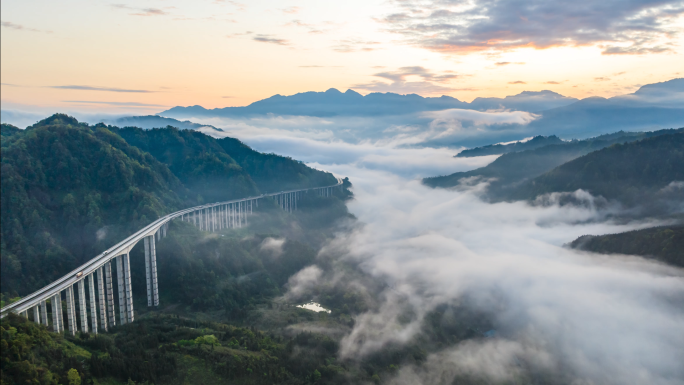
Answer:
[{"left": 0, "top": 180, "right": 344, "bottom": 335}]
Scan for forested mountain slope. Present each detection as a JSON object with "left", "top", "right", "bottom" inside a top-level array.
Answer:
[
  {"left": 510, "top": 132, "right": 684, "bottom": 206},
  {"left": 455, "top": 135, "right": 565, "bottom": 158},
  {"left": 424, "top": 128, "right": 684, "bottom": 201},
  {"left": 105, "top": 125, "right": 259, "bottom": 203},
  {"left": 0, "top": 114, "right": 338, "bottom": 298},
  {"left": 1, "top": 115, "right": 185, "bottom": 296},
  {"left": 109, "top": 125, "right": 336, "bottom": 196},
  {"left": 568, "top": 225, "right": 684, "bottom": 267}
]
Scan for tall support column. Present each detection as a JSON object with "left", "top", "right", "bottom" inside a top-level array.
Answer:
[
  {"left": 33, "top": 305, "right": 40, "bottom": 324},
  {"left": 40, "top": 300, "right": 48, "bottom": 326},
  {"left": 97, "top": 267, "right": 108, "bottom": 331},
  {"left": 144, "top": 237, "right": 152, "bottom": 306},
  {"left": 116, "top": 256, "right": 127, "bottom": 325},
  {"left": 66, "top": 285, "right": 76, "bottom": 335},
  {"left": 123, "top": 253, "right": 134, "bottom": 323},
  {"left": 88, "top": 274, "right": 98, "bottom": 334},
  {"left": 78, "top": 280, "right": 88, "bottom": 333},
  {"left": 150, "top": 235, "right": 159, "bottom": 306},
  {"left": 51, "top": 294, "right": 61, "bottom": 332},
  {"left": 105, "top": 262, "right": 116, "bottom": 326}
]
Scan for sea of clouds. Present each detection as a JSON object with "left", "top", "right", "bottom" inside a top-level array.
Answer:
[{"left": 222, "top": 128, "right": 684, "bottom": 385}]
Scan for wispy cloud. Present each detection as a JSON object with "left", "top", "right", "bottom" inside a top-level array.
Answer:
[
  {"left": 63, "top": 100, "right": 167, "bottom": 107},
  {"left": 253, "top": 34, "right": 289, "bottom": 45},
  {"left": 49, "top": 85, "right": 155, "bottom": 93},
  {"left": 111, "top": 4, "right": 171, "bottom": 16},
  {"left": 298, "top": 65, "right": 344, "bottom": 68},
  {"left": 379, "top": 0, "right": 684, "bottom": 55},
  {"left": 227, "top": 31, "right": 253, "bottom": 38},
  {"left": 353, "top": 66, "right": 459, "bottom": 95},
  {"left": 2, "top": 21, "right": 48, "bottom": 33},
  {"left": 279, "top": 6, "right": 300, "bottom": 14},
  {"left": 495, "top": 61, "right": 525, "bottom": 66},
  {"left": 333, "top": 39, "right": 381, "bottom": 53},
  {"left": 509, "top": 81, "right": 527, "bottom": 84},
  {"left": 544, "top": 81, "right": 562, "bottom": 84}
]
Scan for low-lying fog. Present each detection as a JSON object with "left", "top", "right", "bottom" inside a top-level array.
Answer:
[{"left": 203, "top": 126, "right": 684, "bottom": 384}]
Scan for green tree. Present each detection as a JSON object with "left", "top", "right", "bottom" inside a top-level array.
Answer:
[{"left": 67, "top": 368, "right": 81, "bottom": 385}]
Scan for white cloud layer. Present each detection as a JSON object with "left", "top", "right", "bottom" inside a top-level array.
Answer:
[{"left": 273, "top": 140, "right": 684, "bottom": 384}]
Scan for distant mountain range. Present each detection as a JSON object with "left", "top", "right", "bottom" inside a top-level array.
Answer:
[
  {"left": 159, "top": 88, "right": 581, "bottom": 119},
  {"left": 160, "top": 78, "right": 683, "bottom": 120},
  {"left": 151, "top": 78, "right": 684, "bottom": 146},
  {"left": 162, "top": 88, "right": 470, "bottom": 118},
  {"left": 103, "top": 115, "right": 223, "bottom": 131}
]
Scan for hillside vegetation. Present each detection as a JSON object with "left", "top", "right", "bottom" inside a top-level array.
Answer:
[
  {"left": 424, "top": 128, "right": 684, "bottom": 204},
  {"left": 455, "top": 135, "right": 564, "bottom": 157},
  {"left": 569, "top": 225, "right": 684, "bottom": 267},
  {"left": 0, "top": 115, "right": 338, "bottom": 298},
  {"left": 511, "top": 132, "right": 684, "bottom": 206}
]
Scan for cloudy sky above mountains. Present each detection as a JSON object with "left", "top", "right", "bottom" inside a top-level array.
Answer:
[{"left": 2, "top": 0, "right": 684, "bottom": 114}]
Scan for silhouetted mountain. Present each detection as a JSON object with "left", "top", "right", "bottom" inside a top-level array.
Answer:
[
  {"left": 455, "top": 135, "right": 565, "bottom": 158},
  {"left": 162, "top": 88, "right": 469, "bottom": 118},
  {"left": 615, "top": 78, "right": 684, "bottom": 108},
  {"left": 525, "top": 94, "right": 684, "bottom": 138},
  {"left": 160, "top": 89, "right": 581, "bottom": 119},
  {"left": 569, "top": 225, "right": 684, "bottom": 267},
  {"left": 155, "top": 79, "right": 684, "bottom": 145},
  {"left": 469, "top": 90, "right": 578, "bottom": 112},
  {"left": 104, "top": 115, "right": 223, "bottom": 131},
  {"left": 424, "top": 129, "right": 684, "bottom": 202}
]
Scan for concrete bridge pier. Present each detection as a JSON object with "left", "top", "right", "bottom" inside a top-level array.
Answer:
[
  {"left": 97, "top": 267, "right": 107, "bottom": 331},
  {"left": 78, "top": 280, "right": 88, "bottom": 333},
  {"left": 40, "top": 300, "right": 48, "bottom": 326},
  {"left": 66, "top": 285, "right": 76, "bottom": 335},
  {"left": 116, "top": 256, "right": 127, "bottom": 324},
  {"left": 123, "top": 253, "right": 134, "bottom": 323},
  {"left": 89, "top": 273, "right": 98, "bottom": 334},
  {"left": 150, "top": 236, "right": 159, "bottom": 306},
  {"left": 105, "top": 262, "right": 116, "bottom": 327},
  {"left": 144, "top": 237, "right": 152, "bottom": 306},
  {"left": 51, "top": 294, "right": 61, "bottom": 332}
]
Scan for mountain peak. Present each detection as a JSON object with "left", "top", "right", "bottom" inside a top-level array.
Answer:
[{"left": 634, "top": 78, "right": 684, "bottom": 95}]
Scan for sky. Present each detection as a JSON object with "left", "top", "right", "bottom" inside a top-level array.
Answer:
[{"left": 2, "top": 0, "right": 684, "bottom": 115}]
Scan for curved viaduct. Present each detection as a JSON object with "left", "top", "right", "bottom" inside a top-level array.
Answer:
[{"left": 0, "top": 180, "right": 344, "bottom": 335}]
